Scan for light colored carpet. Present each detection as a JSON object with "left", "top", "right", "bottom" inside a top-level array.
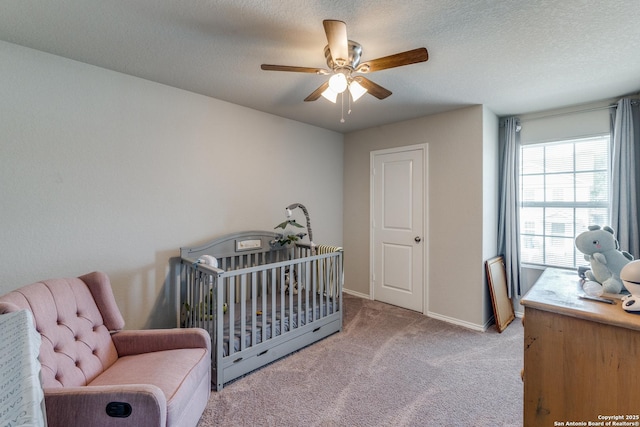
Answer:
[{"left": 197, "top": 294, "right": 523, "bottom": 426}]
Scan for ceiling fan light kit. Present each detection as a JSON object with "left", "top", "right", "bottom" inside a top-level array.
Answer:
[
  {"left": 328, "top": 72, "right": 348, "bottom": 93},
  {"left": 261, "top": 20, "right": 429, "bottom": 122},
  {"left": 348, "top": 80, "right": 367, "bottom": 102},
  {"left": 321, "top": 87, "right": 338, "bottom": 103}
]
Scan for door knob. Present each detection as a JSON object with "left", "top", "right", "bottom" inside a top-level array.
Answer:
[{"left": 415, "top": 236, "right": 421, "bottom": 243}]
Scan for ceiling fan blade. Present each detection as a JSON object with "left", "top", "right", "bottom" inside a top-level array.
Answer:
[
  {"left": 353, "top": 76, "right": 392, "bottom": 99},
  {"left": 304, "top": 81, "right": 330, "bottom": 102},
  {"left": 356, "top": 47, "right": 429, "bottom": 73},
  {"left": 261, "top": 64, "right": 329, "bottom": 75},
  {"left": 323, "top": 20, "right": 349, "bottom": 66}
]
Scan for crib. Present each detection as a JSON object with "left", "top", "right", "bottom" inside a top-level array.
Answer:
[{"left": 179, "top": 230, "right": 343, "bottom": 391}]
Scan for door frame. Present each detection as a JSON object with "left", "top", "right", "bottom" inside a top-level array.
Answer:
[{"left": 369, "top": 143, "right": 429, "bottom": 314}]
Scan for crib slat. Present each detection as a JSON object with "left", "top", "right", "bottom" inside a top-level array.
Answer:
[
  {"left": 312, "top": 258, "right": 318, "bottom": 322},
  {"left": 199, "top": 271, "right": 205, "bottom": 324},
  {"left": 261, "top": 269, "right": 267, "bottom": 344},
  {"left": 336, "top": 252, "right": 342, "bottom": 310},
  {"left": 338, "top": 253, "right": 343, "bottom": 307},
  {"left": 304, "top": 260, "right": 310, "bottom": 325},
  {"left": 288, "top": 264, "right": 294, "bottom": 329},
  {"left": 240, "top": 274, "right": 247, "bottom": 351},
  {"left": 297, "top": 261, "right": 302, "bottom": 327},
  {"left": 251, "top": 271, "right": 257, "bottom": 347},
  {"left": 271, "top": 268, "right": 277, "bottom": 338},
  {"left": 280, "top": 266, "right": 286, "bottom": 336},
  {"left": 331, "top": 255, "right": 336, "bottom": 312},
  {"left": 184, "top": 267, "right": 192, "bottom": 327},
  {"left": 324, "top": 257, "right": 330, "bottom": 317},
  {"left": 228, "top": 276, "right": 235, "bottom": 356},
  {"left": 206, "top": 271, "right": 213, "bottom": 326}
]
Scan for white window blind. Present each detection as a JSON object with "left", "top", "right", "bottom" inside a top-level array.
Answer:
[{"left": 520, "top": 135, "right": 609, "bottom": 268}]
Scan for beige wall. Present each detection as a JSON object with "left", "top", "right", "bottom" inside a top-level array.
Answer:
[
  {"left": 344, "top": 105, "right": 499, "bottom": 329},
  {"left": 0, "top": 41, "right": 344, "bottom": 329},
  {"left": 482, "top": 106, "right": 500, "bottom": 321},
  {"left": 0, "top": 39, "right": 503, "bottom": 331}
]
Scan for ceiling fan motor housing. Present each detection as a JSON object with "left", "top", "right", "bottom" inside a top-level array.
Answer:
[{"left": 324, "top": 40, "right": 362, "bottom": 71}]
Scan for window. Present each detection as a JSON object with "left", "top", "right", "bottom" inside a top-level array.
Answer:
[{"left": 520, "top": 135, "right": 609, "bottom": 268}]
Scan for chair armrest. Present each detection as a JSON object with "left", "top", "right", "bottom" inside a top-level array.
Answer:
[
  {"left": 0, "top": 301, "right": 20, "bottom": 314},
  {"left": 111, "top": 328, "right": 211, "bottom": 357},
  {"left": 44, "top": 384, "right": 166, "bottom": 427}
]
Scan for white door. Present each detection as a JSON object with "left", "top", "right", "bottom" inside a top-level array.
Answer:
[{"left": 371, "top": 145, "right": 426, "bottom": 312}]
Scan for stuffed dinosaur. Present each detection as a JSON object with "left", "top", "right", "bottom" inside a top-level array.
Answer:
[{"left": 575, "top": 225, "right": 634, "bottom": 294}]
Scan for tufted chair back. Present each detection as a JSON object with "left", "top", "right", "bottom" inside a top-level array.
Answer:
[{"left": 0, "top": 271, "right": 124, "bottom": 388}]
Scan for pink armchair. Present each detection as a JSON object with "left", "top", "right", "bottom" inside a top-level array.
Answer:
[{"left": 0, "top": 271, "right": 211, "bottom": 427}]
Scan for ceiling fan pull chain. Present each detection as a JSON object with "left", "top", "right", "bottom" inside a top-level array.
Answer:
[{"left": 340, "top": 92, "right": 345, "bottom": 123}]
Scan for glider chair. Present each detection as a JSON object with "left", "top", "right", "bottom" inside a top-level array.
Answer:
[{"left": 0, "top": 271, "right": 211, "bottom": 427}]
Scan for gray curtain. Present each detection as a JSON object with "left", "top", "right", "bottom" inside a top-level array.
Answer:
[
  {"left": 498, "top": 117, "right": 522, "bottom": 297},
  {"left": 610, "top": 98, "right": 640, "bottom": 258}
]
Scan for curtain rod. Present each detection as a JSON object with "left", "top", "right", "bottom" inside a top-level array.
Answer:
[
  {"left": 518, "top": 99, "right": 640, "bottom": 124},
  {"left": 500, "top": 99, "right": 640, "bottom": 126},
  {"left": 519, "top": 104, "right": 615, "bottom": 124}
]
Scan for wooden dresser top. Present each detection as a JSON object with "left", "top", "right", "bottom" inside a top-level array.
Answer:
[{"left": 520, "top": 267, "right": 640, "bottom": 332}]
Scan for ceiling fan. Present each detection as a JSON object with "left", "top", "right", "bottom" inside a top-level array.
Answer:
[{"left": 261, "top": 20, "right": 429, "bottom": 104}]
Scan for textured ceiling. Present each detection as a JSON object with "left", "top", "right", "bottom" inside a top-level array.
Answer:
[{"left": 1, "top": 0, "right": 640, "bottom": 133}]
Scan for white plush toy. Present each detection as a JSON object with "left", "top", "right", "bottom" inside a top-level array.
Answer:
[
  {"left": 196, "top": 255, "right": 218, "bottom": 268},
  {"left": 574, "top": 225, "right": 634, "bottom": 294},
  {"left": 194, "top": 255, "right": 226, "bottom": 314}
]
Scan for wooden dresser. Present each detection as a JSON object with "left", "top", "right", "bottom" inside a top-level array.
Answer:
[{"left": 521, "top": 268, "right": 640, "bottom": 426}]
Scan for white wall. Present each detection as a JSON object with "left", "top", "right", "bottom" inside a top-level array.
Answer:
[
  {"left": 344, "top": 105, "right": 499, "bottom": 330},
  {"left": 0, "top": 41, "right": 344, "bottom": 329}
]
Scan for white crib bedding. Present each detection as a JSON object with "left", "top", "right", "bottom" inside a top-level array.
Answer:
[{"left": 222, "top": 293, "right": 337, "bottom": 356}]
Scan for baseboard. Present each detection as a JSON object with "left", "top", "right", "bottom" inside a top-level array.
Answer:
[
  {"left": 426, "top": 310, "right": 489, "bottom": 332},
  {"left": 342, "top": 288, "right": 370, "bottom": 299}
]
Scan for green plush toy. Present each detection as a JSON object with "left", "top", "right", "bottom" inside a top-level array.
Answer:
[
  {"left": 574, "top": 225, "right": 634, "bottom": 294},
  {"left": 274, "top": 219, "right": 306, "bottom": 246}
]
